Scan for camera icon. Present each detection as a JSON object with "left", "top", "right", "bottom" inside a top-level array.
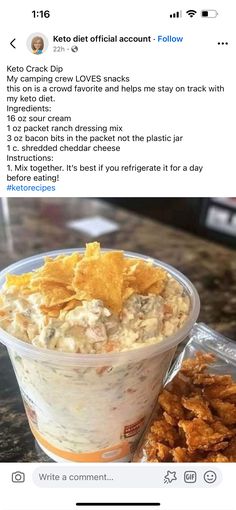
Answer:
[{"left": 12, "top": 471, "right": 25, "bottom": 483}]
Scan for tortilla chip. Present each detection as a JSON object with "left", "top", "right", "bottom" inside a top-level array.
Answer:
[
  {"left": 147, "top": 271, "right": 168, "bottom": 294},
  {"left": 38, "top": 281, "right": 75, "bottom": 307},
  {"left": 122, "top": 286, "right": 135, "bottom": 301},
  {"left": 62, "top": 299, "right": 81, "bottom": 312},
  {"left": 146, "top": 442, "right": 171, "bottom": 462},
  {"left": 3, "top": 243, "right": 169, "bottom": 314},
  {"left": 150, "top": 419, "right": 179, "bottom": 447},
  {"left": 84, "top": 242, "right": 101, "bottom": 258},
  {"left": 179, "top": 418, "right": 232, "bottom": 452},
  {"left": 193, "top": 374, "right": 233, "bottom": 386},
  {"left": 223, "top": 437, "right": 236, "bottom": 461},
  {"left": 73, "top": 251, "right": 124, "bottom": 313},
  {"left": 158, "top": 390, "right": 185, "bottom": 420},
  {"left": 182, "top": 395, "right": 213, "bottom": 422},
  {"left": 210, "top": 399, "right": 236, "bottom": 425},
  {"left": 181, "top": 352, "right": 216, "bottom": 376},
  {"left": 31, "top": 252, "right": 81, "bottom": 287},
  {"left": 204, "top": 384, "right": 236, "bottom": 400},
  {"left": 40, "top": 304, "right": 63, "bottom": 317},
  {"left": 6, "top": 273, "right": 32, "bottom": 288},
  {"left": 203, "top": 453, "right": 229, "bottom": 462},
  {"left": 163, "top": 412, "right": 178, "bottom": 427},
  {"left": 124, "top": 259, "right": 166, "bottom": 294},
  {"left": 166, "top": 373, "right": 193, "bottom": 396},
  {"left": 171, "top": 446, "right": 195, "bottom": 462}
]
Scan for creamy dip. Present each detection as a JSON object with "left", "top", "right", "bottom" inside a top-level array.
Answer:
[{"left": 0, "top": 274, "right": 189, "bottom": 353}]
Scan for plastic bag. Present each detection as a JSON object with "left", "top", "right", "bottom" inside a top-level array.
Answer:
[
  {"left": 164, "top": 323, "right": 236, "bottom": 383},
  {"left": 133, "top": 323, "right": 236, "bottom": 462}
]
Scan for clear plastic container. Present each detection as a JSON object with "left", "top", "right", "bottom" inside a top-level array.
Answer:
[{"left": 0, "top": 249, "right": 200, "bottom": 462}]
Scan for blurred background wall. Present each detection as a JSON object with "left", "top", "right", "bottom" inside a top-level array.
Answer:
[{"left": 105, "top": 198, "right": 236, "bottom": 248}]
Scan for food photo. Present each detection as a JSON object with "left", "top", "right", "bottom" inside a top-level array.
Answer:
[{"left": 0, "top": 197, "right": 235, "bottom": 463}]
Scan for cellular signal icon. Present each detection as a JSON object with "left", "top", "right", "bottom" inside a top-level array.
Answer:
[
  {"left": 186, "top": 9, "right": 197, "bottom": 17},
  {"left": 170, "top": 11, "right": 182, "bottom": 18}
]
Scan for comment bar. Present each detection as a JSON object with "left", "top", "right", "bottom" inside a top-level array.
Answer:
[{"left": 32, "top": 464, "right": 222, "bottom": 488}]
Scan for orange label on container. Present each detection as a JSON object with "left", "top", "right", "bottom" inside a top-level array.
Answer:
[
  {"left": 29, "top": 420, "right": 130, "bottom": 462},
  {"left": 123, "top": 416, "right": 145, "bottom": 438}
]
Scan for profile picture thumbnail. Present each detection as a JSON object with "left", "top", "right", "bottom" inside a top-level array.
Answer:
[
  {"left": 31, "top": 35, "right": 44, "bottom": 54},
  {"left": 26, "top": 33, "right": 49, "bottom": 54}
]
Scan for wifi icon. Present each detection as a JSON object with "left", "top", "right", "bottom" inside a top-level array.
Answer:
[{"left": 186, "top": 9, "right": 197, "bottom": 17}]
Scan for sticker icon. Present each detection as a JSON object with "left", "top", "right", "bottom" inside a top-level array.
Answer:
[{"left": 164, "top": 471, "right": 177, "bottom": 484}]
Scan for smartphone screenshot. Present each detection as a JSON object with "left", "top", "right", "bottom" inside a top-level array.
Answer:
[{"left": 0, "top": 1, "right": 235, "bottom": 510}]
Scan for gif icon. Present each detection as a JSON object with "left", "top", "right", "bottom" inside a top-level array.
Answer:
[{"left": 184, "top": 471, "right": 197, "bottom": 483}]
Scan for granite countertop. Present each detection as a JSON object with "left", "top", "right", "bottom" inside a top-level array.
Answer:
[{"left": 0, "top": 197, "right": 236, "bottom": 462}]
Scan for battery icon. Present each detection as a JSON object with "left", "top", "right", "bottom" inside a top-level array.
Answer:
[{"left": 201, "top": 10, "right": 218, "bottom": 18}]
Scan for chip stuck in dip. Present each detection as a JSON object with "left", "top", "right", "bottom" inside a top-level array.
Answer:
[{"left": 0, "top": 242, "right": 190, "bottom": 353}]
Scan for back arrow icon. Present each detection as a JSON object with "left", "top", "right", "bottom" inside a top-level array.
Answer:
[{"left": 10, "top": 38, "right": 16, "bottom": 49}]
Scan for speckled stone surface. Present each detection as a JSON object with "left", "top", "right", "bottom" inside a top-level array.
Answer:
[{"left": 0, "top": 198, "right": 235, "bottom": 462}]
